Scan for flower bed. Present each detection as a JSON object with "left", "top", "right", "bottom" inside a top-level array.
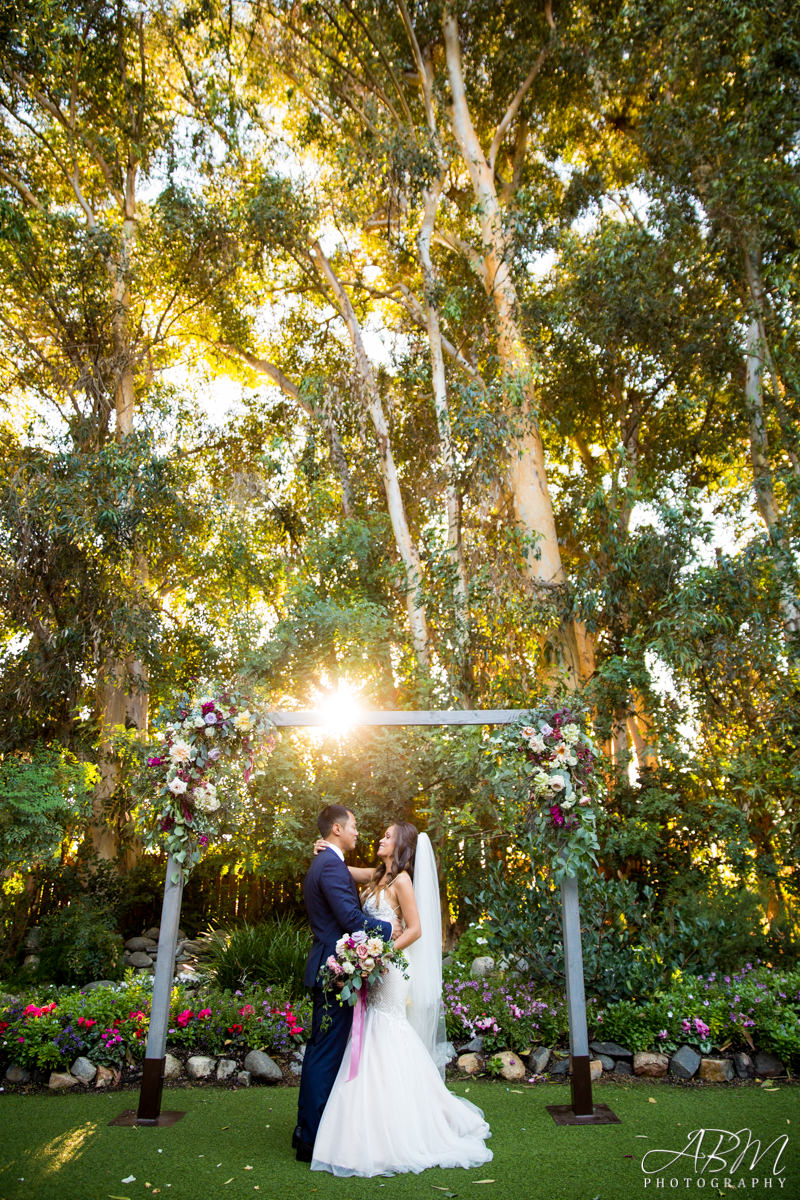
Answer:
[{"left": 0, "top": 975, "right": 309, "bottom": 1076}]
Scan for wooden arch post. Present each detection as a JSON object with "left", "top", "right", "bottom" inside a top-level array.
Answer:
[{"left": 113, "top": 708, "right": 616, "bottom": 1127}]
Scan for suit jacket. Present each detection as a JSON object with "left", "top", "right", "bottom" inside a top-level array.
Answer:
[{"left": 303, "top": 846, "right": 393, "bottom": 988}]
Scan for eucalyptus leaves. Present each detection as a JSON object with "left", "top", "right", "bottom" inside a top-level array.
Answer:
[
  {"left": 146, "top": 686, "right": 277, "bottom": 874},
  {"left": 492, "top": 704, "right": 602, "bottom": 881}
]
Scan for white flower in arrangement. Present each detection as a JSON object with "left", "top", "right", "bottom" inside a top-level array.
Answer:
[
  {"left": 204, "top": 725, "right": 216, "bottom": 738},
  {"left": 342, "top": 960, "right": 356, "bottom": 975},
  {"left": 553, "top": 742, "right": 577, "bottom": 767},
  {"left": 561, "top": 723, "right": 580, "bottom": 744},
  {"left": 169, "top": 738, "right": 193, "bottom": 765},
  {"left": 194, "top": 714, "right": 206, "bottom": 728},
  {"left": 168, "top": 776, "right": 188, "bottom": 795},
  {"left": 335, "top": 937, "right": 348, "bottom": 955},
  {"left": 366, "top": 937, "right": 383, "bottom": 956},
  {"left": 540, "top": 722, "right": 553, "bottom": 736},
  {"left": 578, "top": 797, "right": 591, "bottom": 807},
  {"left": 521, "top": 726, "right": 536, "bottom": 739},
  {"left": 548, "top": 774, "right": 566, "bottom": 792},
  {"left": 534, "top": 769, "right": 551, "bottom": 790},
  {"left": 525, "top": 731, "right": 546, "bottom": 753},
  {"left": 194, "top": 783, "right": 220, "bottom": 813},
  {"left": 233, "top": 708, "right": 253, "bottom": 732}
]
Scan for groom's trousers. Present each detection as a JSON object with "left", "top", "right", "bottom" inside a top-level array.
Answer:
[{"left": 296, "top": 984, "right": 354, "bottom": 1147}]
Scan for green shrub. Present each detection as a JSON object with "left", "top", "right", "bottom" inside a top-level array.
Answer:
[
  {"left": 443, "top": 974, "right": 568, "bottom": 1054},
  {"left": 199, "top": 915, "right": 311, "bottom": 995},
  {"left": 593, "top": 998, "right": 661, "bottom": 1052},
  {"left": 36, "top": 901, "right": 123, "bottom": 986}
]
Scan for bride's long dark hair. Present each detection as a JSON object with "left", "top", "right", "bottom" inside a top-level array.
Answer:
[{"left": 366, "top": 821, "right": 418, "bottom": 894}]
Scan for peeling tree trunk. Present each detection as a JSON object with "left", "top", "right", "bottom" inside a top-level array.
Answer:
[
  {"left": 310, "top": 241, "right": 430, "bottom": 668},
  {"left": 442, "top": 7, "right": 594, "bottom": 687},
  {"left": 91, "top": 162, "right": 148, "bottom": 865},
  {"left": 744, "top": 315, "right": 800, "bottom": 644}
]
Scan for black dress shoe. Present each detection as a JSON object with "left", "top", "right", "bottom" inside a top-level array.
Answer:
[
  {"left": 291, "top": 1126, "right": 301, "bottom": 1149},
  {"left": 295, "top": 1139, "right": 314, "bottom": 1163}
]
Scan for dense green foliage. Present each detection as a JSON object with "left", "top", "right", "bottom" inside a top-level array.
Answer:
[{"left": 0, "top": 0, "right": 798, "bottom": 983}]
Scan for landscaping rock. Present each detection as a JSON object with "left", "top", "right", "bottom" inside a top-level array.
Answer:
[
  {"left": 216, "top": 1058, "right": 238, "bottom": 1083},
  {"left": 125, "top": 936, "right": 158, "bottom": 952},
  {"left": 699, "top": 1057, "right": 735, "bottom": 1083},
  {"left": 527, "top": 1046, "right": 551, "bottom": 1075},
  {"left": 598, "top": 1054, "right": 615, "bottom": 1072},
  {"left": 290, "top": 1061, "right": 303, "bottom": 1076},
  {"left": 126, "top": 950, "right": 153, "bottom": 968},
  {"left": 456, "top": 1052, "right": 483, "bottom": 1075},
  {"left": 495, "top": 1051, "right": 526, "bottom": 1081},
  {"left": 469, "top": 956, "right": 495, "bottom": 978},
  {"left": 180, "top": 940, "right": 205, "bottom": 956},
  {"left": 549, "top": 1056, "right": 570, "bottom": 1077},
  {"left": 590, "top": 1041, "right": 633, "bottom": 1060},
  {"left": 754, "top": 1052, "right": 785, "bottom": 1079},
  {"left": 589, "top": 1059, "right": 604, "bottom": 1082},
  {"left": 144, "top": 926, "right": 161, "bottom": 941},
  {"left": 293, "top": 1044, "right": 306, "bottom": 1062},
  {"left": 733, "top": 1051, "right": 754, "bottom": 1080},
  {"left": 175, "top": 964, "right": 198, "bottom": 981},
  {"left": 669, "top": 1044, "right": 701, "bottom": 1080},
  {"left": 462, "top": 1036, "right": 485, "bottom": 1053},
  {"left": 187, "top": 1055, "right": 216, "bottom": 1080},
  {"left": 83, "top": 980, "right": 117, "bottom": 992},
  {"left": 23, "top": 954, "right": 40, "bottom": 969},
  {"left": 164, "top": 1053, "right": 182, "bottom": 1080},
  {"left": 70, "top": 1057, "right": 97, "bottom": 1084},
  {"left": 236, "top": 1071, "right": 251, "bottom": 1087},
  {"left": 633, "top": 1052, "right": 669, "bottom": 1077},
  {"left": 614, "top": 1060, "right": 633, "bottom": 1076},
  {"left": 5, "top": 1064, "right": 30, "bottom": 1084},
  {"left": 243, "top": 1050, "right": 282, "bottom": 1083},
  {"left": 94, "top": 1066, "right": 118, "bottom": 1088},
  {"left": 48, "top": 1071, "right": 77, "bottom": 1090}
]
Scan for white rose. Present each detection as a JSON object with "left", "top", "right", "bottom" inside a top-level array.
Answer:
[
  {"left": 233, "top": 709, "right": 253, "bottom": 732},
  {"left": 335, "top": 937, "right": 347, "bottom": 955},
  {"left": 195, "top": 788, "right": 220, "bottom": 813},
  {"left": 549, "top": 774, "right": 566, "bottom": 792},
  {"left": 204, "top": 725, "right": 216, "bottom": 738},
  {"left": 168, "top": 776, "right": 188, "bottom": 795},
  {"left": 528, "top": 734, "right": 546, "bottom": 753},
  {"left": 342, "top": 960, "right": 355, "bottom": 975}
]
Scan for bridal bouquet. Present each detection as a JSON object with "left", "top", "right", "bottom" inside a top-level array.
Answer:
[{"left": 320, "top": 930, "right": 408, "bottom": 1007}]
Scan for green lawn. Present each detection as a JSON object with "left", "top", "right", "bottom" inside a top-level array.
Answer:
[{"left": 0, "top": 1080, "right": 797, "bottom": 1200}]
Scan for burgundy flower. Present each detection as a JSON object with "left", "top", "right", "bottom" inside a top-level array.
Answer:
[
  {"left": 549, "top": 803, "right": 565, "bottom": 828},
  {"left": 147, "top": 755, "right": 165, "bottom": 767},
  {"left": 160, "top": 816, "right": 175, "bottom": 832}
]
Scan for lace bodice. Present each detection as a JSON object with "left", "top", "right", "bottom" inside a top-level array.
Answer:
[{"left": 362, "top": 890, "right": 408, "bottom": 1020}]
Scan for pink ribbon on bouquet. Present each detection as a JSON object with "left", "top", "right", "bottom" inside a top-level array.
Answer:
[{"left": 347, "top": 988, "right": 367, "bottom": 1080}]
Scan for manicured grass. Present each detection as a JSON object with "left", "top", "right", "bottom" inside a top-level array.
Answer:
[{"left": 0, "top": 1080, "right": 797, "bottom": 1200}]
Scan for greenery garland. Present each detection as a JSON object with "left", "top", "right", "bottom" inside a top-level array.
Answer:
[
  {"left": 490, "top": 702, "right": 602, "bottom": 882},
  {"left": 145, "top": 685, "right": 277, "bottom": 875}
]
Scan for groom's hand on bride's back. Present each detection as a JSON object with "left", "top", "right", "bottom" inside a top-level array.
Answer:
[{"left": 392, "top": 920, "right": 403, "bottom": 941}]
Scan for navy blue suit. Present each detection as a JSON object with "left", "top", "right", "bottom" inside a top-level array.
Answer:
[{"left": 296, "top": 847, "right": 392, "bottom": 1148}]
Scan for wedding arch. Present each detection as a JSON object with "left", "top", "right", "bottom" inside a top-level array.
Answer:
[{"left": 113, "top": 703, "right": 618, "bottom": 1129}]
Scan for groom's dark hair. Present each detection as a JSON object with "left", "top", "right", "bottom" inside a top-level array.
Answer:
[{"left": 318, "top": 804, "right": 353, "bottom": 838}]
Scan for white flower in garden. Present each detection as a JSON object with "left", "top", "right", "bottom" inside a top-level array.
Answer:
[
  {"left": 168, "top": 776, "right": 188, "bottom": 795},
  {"left": 549, "top": 774, "right": 566, "bottom": 792},
  {"left": 562, "top": 723, "right": 580, "bottom": 744},
  {"left": 169, "top": 738, "right": 193, "bottom": 765},
  {"left": 233, "top": 708, "right": 253, "bottom": 732}
]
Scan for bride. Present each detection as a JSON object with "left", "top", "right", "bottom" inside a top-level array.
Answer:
[{"left": 310, "top": 821, "right": 492, "bottom": 1178}]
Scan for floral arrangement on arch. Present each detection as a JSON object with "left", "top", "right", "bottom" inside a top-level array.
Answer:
[
  {"left": 144, "top": 685, "right": 277, "bottom": 874},
  {"left": 491, "top": 701, "right": 602, "bottom": 881}
]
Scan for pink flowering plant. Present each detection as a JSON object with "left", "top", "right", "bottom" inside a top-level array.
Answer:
[
  {"left": 143, "top": 684, "right": 277, "bottom": 875},
  {"left": 490, "top": 702, "right": 602, "bottom": 881},
  {"left": 320, "top": 930, "right": 408, "bottom": 1007}
]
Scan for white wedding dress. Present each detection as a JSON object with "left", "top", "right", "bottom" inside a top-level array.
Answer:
[{"left": 310, "top": 893, "right": 493, "bottom": 1177}]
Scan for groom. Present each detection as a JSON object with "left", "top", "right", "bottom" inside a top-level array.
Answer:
[{"left": 293, "top": 804, "right": 395, "bottom": 1162}]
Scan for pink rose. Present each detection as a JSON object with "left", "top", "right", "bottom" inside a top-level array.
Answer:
[{"left": 355, "top": 943, "right": 370, "bottom": 959}]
